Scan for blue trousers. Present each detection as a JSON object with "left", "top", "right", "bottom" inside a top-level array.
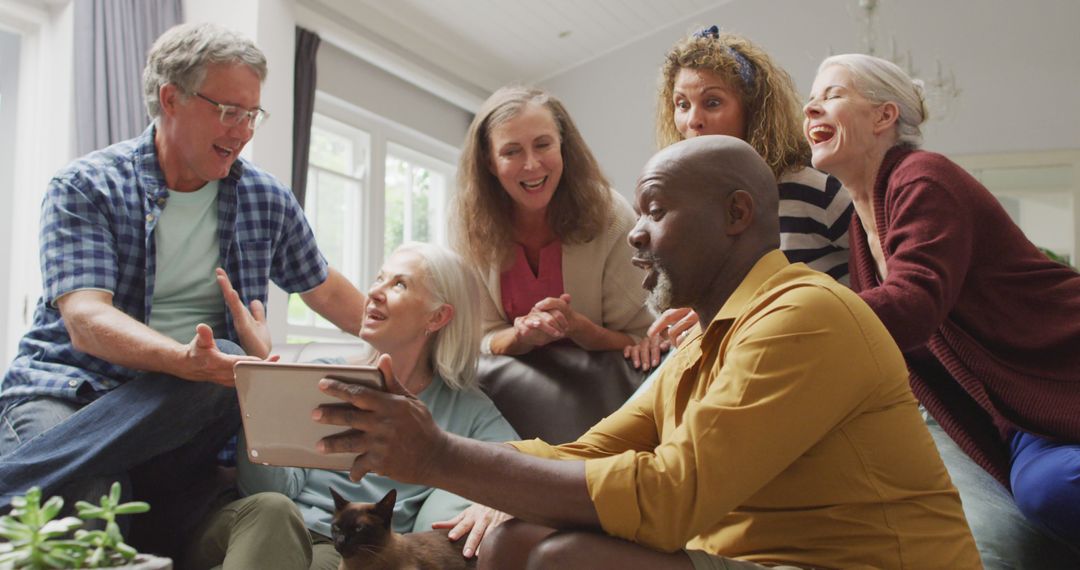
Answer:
[
  {"left": 0, "top": 340, "right": 243, "bottom": 555},
  {"left": 926, "top": 414, "right": 1080, "bottom": 569},
  {"left": 1010, "top": 430, "right": 1080, "bottom": 549}
]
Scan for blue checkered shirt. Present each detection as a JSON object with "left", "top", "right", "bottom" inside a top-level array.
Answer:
[{"left": 0, "top": 126, "right": 328, "bottom": 406}]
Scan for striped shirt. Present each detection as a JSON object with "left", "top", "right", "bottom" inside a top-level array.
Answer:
[
  {"left": 778, "top": 167, "right": 853, "bottom": 284},
  {"left": 0, "top": 126, "right": 328, "bottom": 406}
]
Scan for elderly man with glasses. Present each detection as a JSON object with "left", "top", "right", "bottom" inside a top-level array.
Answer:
[{"left": 0, "top": 22, "right": 366, "bottom": 555}]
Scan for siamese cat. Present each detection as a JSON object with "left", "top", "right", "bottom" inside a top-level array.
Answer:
[{"left": 330, "top": 487, "right": 477, "bottom": 570}]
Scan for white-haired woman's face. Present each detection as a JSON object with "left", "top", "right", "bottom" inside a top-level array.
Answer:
[
  {"left": 360, "top": 249, "right": 440, "bottom": 353},
  {"left": 803, "top": 65, "right": 882, "bottom": 176}
]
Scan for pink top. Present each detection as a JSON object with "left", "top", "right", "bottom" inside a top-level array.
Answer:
[{"left": 500, "top": 241, "right": 565, "bottom": 320}]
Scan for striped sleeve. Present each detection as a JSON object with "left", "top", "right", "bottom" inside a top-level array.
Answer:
[{"left": 777, "top": 167, "right": 853, "bottom": 284}]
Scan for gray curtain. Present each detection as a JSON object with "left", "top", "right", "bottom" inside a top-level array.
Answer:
[
  {"left": 292, "top": 27, "right": 321, "bottom": 208},
  {"left": 74, "top": 0, "right": 182, "bottom": 155}
]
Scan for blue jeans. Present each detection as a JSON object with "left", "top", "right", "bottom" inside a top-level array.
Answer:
[
  {"left": 0, "top": 340, "right": 243, "bottom": 554},
  {"left": 925, "top": 414, "right": 1080, "bottom": 569}
]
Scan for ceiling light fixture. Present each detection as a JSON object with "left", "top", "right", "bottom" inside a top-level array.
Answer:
[{"left": 856, "top": 0, "right": 961, "bottom": 118}]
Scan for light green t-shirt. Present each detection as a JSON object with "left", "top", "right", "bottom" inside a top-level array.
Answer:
[{"left": 148, "top": 180, "right": 227, "bottom": 343}]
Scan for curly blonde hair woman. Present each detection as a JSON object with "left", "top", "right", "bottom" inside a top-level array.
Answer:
[
  {"left": 626, "top": 27, "right": 853, "bottom": 370},
  {"left": 452, "top": 85, "right": 652, "bottom": 357},
  {"left": 657, "top": 28, "right": 810, "bottom": 178}
]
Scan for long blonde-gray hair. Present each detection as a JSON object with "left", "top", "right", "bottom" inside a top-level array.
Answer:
[{"left": 452, "top": 85, "right": 611, "bottom": 270}]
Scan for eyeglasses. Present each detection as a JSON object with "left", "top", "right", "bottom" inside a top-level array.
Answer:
[{"left": 194, "top": 92, "right": 269, "bottom": 130}]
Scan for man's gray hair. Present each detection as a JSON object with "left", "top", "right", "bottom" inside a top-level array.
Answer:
[{"left": 142, "top": 22, "right": 267, "bottom": 120}]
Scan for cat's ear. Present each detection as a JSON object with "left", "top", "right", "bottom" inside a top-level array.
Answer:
[
  {"left": 330, "top": 487, "right": 350, "bottom": 512},
  {"left": 376, "top": 488, "right": 397, "bottom": 521}
]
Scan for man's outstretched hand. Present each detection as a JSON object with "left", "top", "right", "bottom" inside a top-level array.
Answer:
[
  {"left": 179, "top": 323, "right": 261, "bottom": 386},
  {"left": 215, "top": 267, "right": 272, "bottom": 359}
]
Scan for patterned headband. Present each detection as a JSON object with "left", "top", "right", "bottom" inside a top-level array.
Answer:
[{"left": 692, "top": 25, "right": 756, "bottom": 88}]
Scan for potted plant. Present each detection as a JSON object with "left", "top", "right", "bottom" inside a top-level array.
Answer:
[
  {"left": 0, "top": 483, "right": 170, "bottom": 569},
  {"left": 1039, "top": 247, "right": 1075, "bottom": 269}
]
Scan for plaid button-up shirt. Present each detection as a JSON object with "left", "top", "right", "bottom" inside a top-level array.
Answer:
[{"left": 0, "top": 126, "right": 328, "bottom": 406}]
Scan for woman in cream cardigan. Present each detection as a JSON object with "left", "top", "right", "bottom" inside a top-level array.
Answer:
[{"left": 452, "top": 85, "right": 652, "bottom": 356}]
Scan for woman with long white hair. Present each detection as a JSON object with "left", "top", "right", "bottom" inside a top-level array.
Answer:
[{"left": 184, "top": 242, "right": 518, "bottom": 569}]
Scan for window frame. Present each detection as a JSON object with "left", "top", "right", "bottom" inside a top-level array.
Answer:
[
  {"left": 307, "top": 112, "right": 369, "bottom": 282},
  {"left": 284, "top": 91, "right": 459, "bottom": 343}
]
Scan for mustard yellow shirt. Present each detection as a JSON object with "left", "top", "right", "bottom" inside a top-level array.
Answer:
[{"left": 513, "top": 251, "right": 980, "bottom": 569}]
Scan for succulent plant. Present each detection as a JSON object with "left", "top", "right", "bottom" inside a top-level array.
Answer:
[{"left": 0, "top": 482, "right": 149, "bottom": 569}]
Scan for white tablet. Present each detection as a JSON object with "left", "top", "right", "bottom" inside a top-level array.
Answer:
[{"left": 234, "top": 361, "right": 384, "bottom": 470}]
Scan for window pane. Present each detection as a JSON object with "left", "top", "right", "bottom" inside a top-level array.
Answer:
[
  {"left": 385, "top": 151, "right": 449, "bottom": 259},
  {"left": 384, "top": 156, "right": 409, "bottom": 257},
  {"left": 411, "top": 166, "right": 430, "bottom": 243},
  {"left": 287, "top": 293, "right": 311, "bottom": 326},
  {"left": 309, "top": 127, "right": 352, "bottom": 175},
  {"left": 314, "top": 171, "right": 350, "bottom": 267}
]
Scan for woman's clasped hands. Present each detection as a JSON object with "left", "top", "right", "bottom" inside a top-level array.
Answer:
[{"left": 512, "top": 293, "right": 582, "bottom": 348}]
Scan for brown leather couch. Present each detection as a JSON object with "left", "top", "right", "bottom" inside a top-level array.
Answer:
[{"left": 274, "top": 342, "right": 649, "bottom": 444}]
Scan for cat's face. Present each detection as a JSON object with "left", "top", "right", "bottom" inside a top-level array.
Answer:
[{"left": 330, "top": 487, "right": 396, "bottom": 558}]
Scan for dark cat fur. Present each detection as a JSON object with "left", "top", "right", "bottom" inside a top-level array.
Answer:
[{"left": 330, "top": 487, "right": 477, "bottom": 570}]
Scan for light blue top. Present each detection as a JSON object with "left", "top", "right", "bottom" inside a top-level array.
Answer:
[
  {"left": 148, "top": 180, "right": 226, "bottom": 343},
  {"left": 237, "top": 372, "right": 518, "bottom": 538}
]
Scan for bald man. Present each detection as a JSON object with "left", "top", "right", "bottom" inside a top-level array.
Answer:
[{"left": 311, "top": 136, "right": 980, "bottom": 569}]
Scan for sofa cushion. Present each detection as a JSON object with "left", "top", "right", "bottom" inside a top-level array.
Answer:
[
  {"left": 275, "top": 342, "right": 647, "bottom": 445},
  {"left": 476, "top": 344, "right": 647, "bottom": 444}
]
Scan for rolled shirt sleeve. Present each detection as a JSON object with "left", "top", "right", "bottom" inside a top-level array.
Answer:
[
  {"left": 41, "top": 177, "right": 121, "bottom": 306},
  {"left": 267, "top": 188, "right": 329, "bottom": 295}
]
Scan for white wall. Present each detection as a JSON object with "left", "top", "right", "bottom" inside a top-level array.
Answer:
[
  {"left": 317, "top": 41, "right": 471, "bottom": 149},
  {"left": 0, "top": 0, "right": 75, "bottom": 366},
  {"left": 0, "top": 28, "right": 18, "bottom": 364},
  {"left": 541, "top": 0, "right": 1080, "bottom": 199}
]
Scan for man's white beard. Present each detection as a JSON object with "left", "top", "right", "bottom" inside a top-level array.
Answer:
[{"left": 646, "top": 269, "right": 674, "bottom": 314}]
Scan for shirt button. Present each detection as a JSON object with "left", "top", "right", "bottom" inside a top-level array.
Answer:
[
  {"left": 68, "top": 379, "right": 78, "bottom": 387},
  {"left": 145, "top": 214, "right": 154, "bottom": 222}
]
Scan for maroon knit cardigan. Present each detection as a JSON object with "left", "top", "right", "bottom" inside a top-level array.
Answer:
[{"left": 849, "top": 146, "right": 1080, "bottom": 487}]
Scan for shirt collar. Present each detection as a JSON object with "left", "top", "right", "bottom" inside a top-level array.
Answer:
[
  {"left": 712, "top": 249, "right": 791, "bottom": 324},
  {"left": 134, "top": 123, "right": 247, "bottom": 199},
  {"left": 135, "top": 124, "right": 168, "bottom": 201}
]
